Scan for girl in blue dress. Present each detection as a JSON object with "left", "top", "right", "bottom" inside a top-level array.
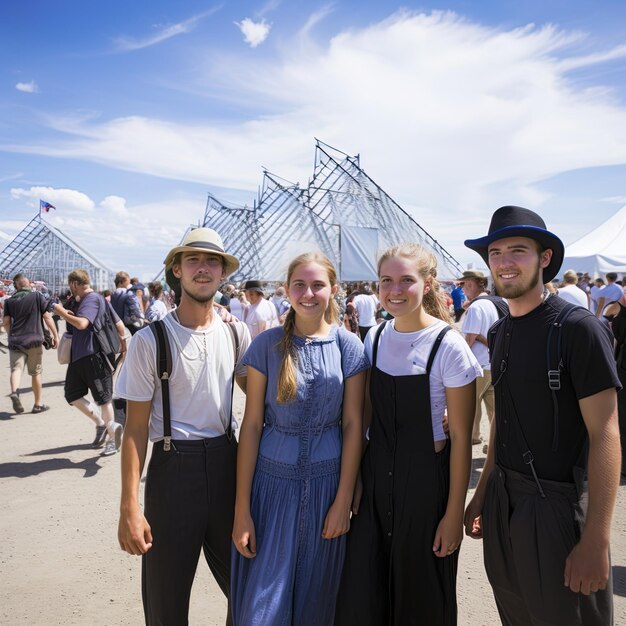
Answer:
[{"left": 231, "top": 252, "right": 368, "bottom": 626}]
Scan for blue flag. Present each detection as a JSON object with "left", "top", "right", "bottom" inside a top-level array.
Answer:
[{"left": 40, "top": 199, "right": 56, "bottom": 212}]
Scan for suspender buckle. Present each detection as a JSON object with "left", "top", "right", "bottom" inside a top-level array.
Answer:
[
  {"left": 522, "top": 450, "right": 534, "bottom": 465},
  {"left": 163, "top": 436, "right": 171, "bottom": 452},
  {"left": 548, "top": 369, "right": 561, "bottom": 390},
  {"left": 161, "top": 372, "right": 169, "bottom": 380}
]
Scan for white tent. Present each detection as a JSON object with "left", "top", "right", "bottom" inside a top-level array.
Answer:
[{"left": 562, "top": 205, "right": 626, "bottom": 277}]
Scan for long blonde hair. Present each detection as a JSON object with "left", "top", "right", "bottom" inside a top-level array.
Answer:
[
  {"left": 277, "top": 253, "right": 340, "bottom": 403},
  {"left": 377, "top": 242, "right": 452, "bottom": 324}
]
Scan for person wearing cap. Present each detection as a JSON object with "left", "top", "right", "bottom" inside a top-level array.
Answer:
[
  {"left": 116, "top": 227, "right": 251, "bottom": 625},
  {"left": 462, "top": 206, "right": 621, "bottom": 625},
  {"left": 242, "top": 280, "right": 279, "bottom": 339},
  {"left": 558, "top": 269, "right": 589, "bottom": 308},
  {"left": 457, "top": 270, "right": 499, "bottom": 448}
]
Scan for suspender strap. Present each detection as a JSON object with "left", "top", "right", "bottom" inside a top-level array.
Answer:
[
  {"left": 150, "top": 321, "right": 173, "bottom": 451},
  {"left": 225, "top": 322, "right": 240, "bottom": 441},
  {"left": 371, "top": 321, "right": 388, "bottom": 367},
  {"left": 546, "top": 302, "right": 580, "bottom": 452},
  {"left": 425, "top": 326, "right": 451, "bottom": 374}
]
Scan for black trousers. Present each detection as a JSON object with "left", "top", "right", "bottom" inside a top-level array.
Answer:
[
  {"left": 482, "top": 464, "right": 613, "bottom": 626},
  {"left": 142, "top": 436, "right": 237, "bottom": 626}
]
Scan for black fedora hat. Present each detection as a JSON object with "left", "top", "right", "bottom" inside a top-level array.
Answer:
[
  {"left": 464, "top": 206, "right": 564, "bottom": 283},
  {"left": 242, "top": 280, "right": 264, "bottom": 293}
]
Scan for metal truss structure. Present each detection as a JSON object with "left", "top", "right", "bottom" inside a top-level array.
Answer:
[
  {"left": 0, "top": 214, "right": 114, "bottom": 294},
  {"left": 202, "top": 140, "right": 462, "bottom": 282}
]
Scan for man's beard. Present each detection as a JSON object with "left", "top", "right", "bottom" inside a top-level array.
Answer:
[
  {"left": 493, "top": 263, "right": 542, "bottom": 299},
  {"left": 181, "top": 282, "right": 217, "bottom": 304}
]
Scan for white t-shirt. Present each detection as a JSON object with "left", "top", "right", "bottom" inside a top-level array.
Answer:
[
  {"left": 354, "top": 293, "right": 378, "bottom": 327},
  {"left": 115, "top": 312, "right": 251, "bottom": 441},
  {"left": 244, "top": 298, "right": 279, "bottom": 339},
  {"left": 460, "top": 297, "right": 500, "bottom": 369},
  {"left": 364, "top": 320, "right": 482, "bottom": 442},
  {"left": 557, "top": 285, "right": 588, "bottom": 308}
]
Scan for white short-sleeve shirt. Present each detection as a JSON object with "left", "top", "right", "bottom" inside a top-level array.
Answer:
[
  {"left": 460, "top": 297, "right": 501, "bottom": 369},
  {"left": 115, "top": 312, "right": 250, "bottom": 441},
  {"left": 364, "top": 320, "right": 482, "bottom": 442}
]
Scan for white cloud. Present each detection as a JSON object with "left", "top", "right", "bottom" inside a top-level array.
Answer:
[
  {"left": 15, "top": 81, "right": 38, "bottom": 93},
  {"left": 601, "top": 195, "right": 626, "bottom": 204},
  {"left": 5, "top": 11, "right": 626, "bottom": 267},
  {"left": 114, "top": 7, "right": 221, "bottom": 52},
  {"left": 236, "top": 18, "right": 271, "bottom": 47},
  {"left": 10, "top": 186, "right": 95, "bottom": 212},
  {"left": 99, "top": 195, "right": 129, "bottom": 217}
]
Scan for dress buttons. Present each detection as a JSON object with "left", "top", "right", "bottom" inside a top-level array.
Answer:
[
  {"left": 387, "top": 511, "right": 391, "bottom": 517},
  {"left": 388, "top": 471, "right": 393, "bottom": 477},
  {"left": 387, "top": 532, "right": 392, "bottom": 537}
]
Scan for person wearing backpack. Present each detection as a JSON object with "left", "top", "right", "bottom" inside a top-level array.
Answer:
[
  {"left": 463, "top": 206, "right": 621, "bottom": 626},
  {"left": 111, "top": 271, "right": 144, "bottom": 336},
  {"left": 458, "top": 270, "right": 505, "bottom": 450},
  {"left": 115, "top": 228, "right": 251, "bottom": 626},
  {"left": 52, "top": 269, "right": 126, "bottom": 456}
]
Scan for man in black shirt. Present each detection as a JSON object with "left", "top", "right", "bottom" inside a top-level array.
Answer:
[
  {"left": 3, "top": 273, "right": 59, "bottom": 414},
  {"left": 463, "top": 206, "right": 621, "bottom": 626}
]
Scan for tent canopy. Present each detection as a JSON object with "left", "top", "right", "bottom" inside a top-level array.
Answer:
[{"left": 562, "top": 205, "right": 626, "bottom": 277}]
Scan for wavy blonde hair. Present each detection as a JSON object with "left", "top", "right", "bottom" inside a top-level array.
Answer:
[
  {"left": 277, "top": 253, "right": 340, "bottom": 403},
  {"left": 377, "top": 242, "right": 452, "bottom": 324}
]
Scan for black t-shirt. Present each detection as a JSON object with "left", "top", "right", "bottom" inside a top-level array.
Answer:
[
  {"left": 490, "top": 295, "right": 621, "bottom": 482},
  {"left": 4, "top": 290, "right": 48, "bottom": 349}
]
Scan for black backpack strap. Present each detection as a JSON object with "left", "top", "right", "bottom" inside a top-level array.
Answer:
[
  {"left": 150, "top": 320, "right": 173, "bottom": 451},
  {"left": 468, "top": 295, "right": 509, "bottom": 319},
  {"left": 546, "top": 302, "right": 582, "bottom": 452},
  {"left": 426, "top": 326, "right": 452, "bottom": 374},
  {"left": 371, "top": 321, "right": 387, "bottom": 367},
  {"left": 225, "top": 322, "right": 241, "bottom": 440}
]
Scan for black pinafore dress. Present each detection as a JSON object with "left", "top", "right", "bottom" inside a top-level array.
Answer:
[{"left": 336, "top": 322, "right": 458, "bottom": 626}]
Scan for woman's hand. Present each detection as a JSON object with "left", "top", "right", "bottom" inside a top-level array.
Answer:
[
  {"left": 432, "top": 511, "right": 463, "bottom": 558},
  {"left": 232, "top": 510, "right": 257, "bottom": 558},
  {"left": 322, "top": 499, "right": 351, "bottom": 539}
]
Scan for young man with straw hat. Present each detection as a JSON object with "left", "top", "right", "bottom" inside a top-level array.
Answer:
[
  {"left": 116, "top": 227, "right": 250, "bottom": 625},
  {"left": 463, "top": 206, "right": 621, "bottom": 626}
]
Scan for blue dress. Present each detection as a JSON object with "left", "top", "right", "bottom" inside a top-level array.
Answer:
[{"left": 231, "top": 325, "right": 368, "bottom": 626}]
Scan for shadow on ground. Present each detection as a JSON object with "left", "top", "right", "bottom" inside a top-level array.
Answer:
[
  {"left": 614, "top": 565, "right": 626, "bottom": 598},
  {"left": 469, "top": 457, "right": 486, "bottom": 490},
  {"left": 0, "top": 456, "right": 103, "bottom": 479}
]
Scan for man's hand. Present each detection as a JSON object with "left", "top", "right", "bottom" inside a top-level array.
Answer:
[
  {"left": 118, "top": 505, "right": 153, "bottom": 555},
  {"left": 564, "top": 538, "right": 610, "bottom": 595}
]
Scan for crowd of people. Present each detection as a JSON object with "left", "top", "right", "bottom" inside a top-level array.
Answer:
[{"left": 2, "top": 205, "right": 625, "bottom": 625}]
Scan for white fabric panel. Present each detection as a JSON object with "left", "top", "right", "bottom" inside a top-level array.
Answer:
[{"left": 341, "top": 226, "right": 378, "bottom": 281}]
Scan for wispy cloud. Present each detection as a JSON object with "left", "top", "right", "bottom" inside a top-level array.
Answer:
[
  {"left": 236, "top": 18, "right": 271, "bottom": 48},
  {"left": 114, "top": 7, "right": 221, "bottom": 52},
  {"left": 557, "top": 43, "right": 626, "bottom": 72},
  {"left": 258, "top": 0, "right": 281, "bottom": 18},
  {"left": 601, "top": 195, "right": 626, "bottom": 204},
  {"left": 299, "top": 4, "right": 335, "bottom": 39},
  {"left": 15, "top": 81, "right": 39, "bottom": 93}
]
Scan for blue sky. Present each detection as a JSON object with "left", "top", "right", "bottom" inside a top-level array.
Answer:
[{"left": 1, "top": 0, "right": 626, "bottom": 279}]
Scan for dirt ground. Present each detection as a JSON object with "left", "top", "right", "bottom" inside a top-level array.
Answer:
[{"left": 1, "top": 340, "right": 624, "bottom": 625}]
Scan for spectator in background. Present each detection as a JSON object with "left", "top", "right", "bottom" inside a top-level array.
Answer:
[
  {"left": 596, "top": 272, "right": 624, "bottom": 317},
  {"left": 130, "top": 277, "right": 147, "bottom": 314},
  {"left": 111, "top": 272, "right": 144, "bottom": 336},
  {"left": 558, "top": 269, "right": 589, "bottom": 308},
  {"left": 3, "top": 273, "right": 58, "bottom": 414},
  {"left": 145, "top": 282, "right": 168, "bottom": 322},
  {"left": 242, "top": 280, "right": 279, "bottom": 339},
  {"left": 590, "top": 277, "right": 605, "bottom": 314},
  {"left": 451, "top": 281, "right": 466, "bottom": 322}
]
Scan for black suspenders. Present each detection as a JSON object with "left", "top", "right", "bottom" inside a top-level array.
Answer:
[{"left": 149, "top": 320, "right": 240, "bottom": 450}]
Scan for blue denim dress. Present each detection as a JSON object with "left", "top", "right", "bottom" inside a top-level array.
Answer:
[{"left": 231, "top": 325, "right": 368, "bottom": 626}]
